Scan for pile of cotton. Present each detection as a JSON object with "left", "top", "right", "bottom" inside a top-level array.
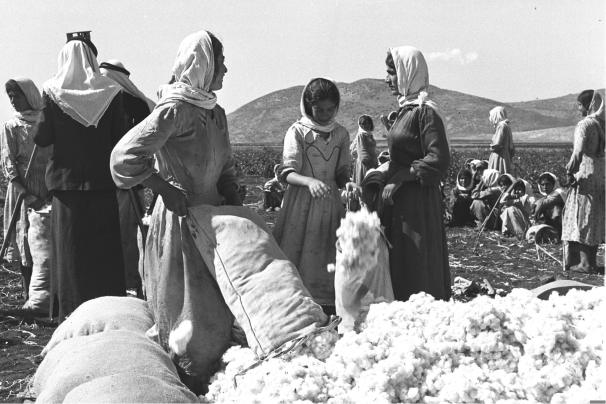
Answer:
[{"left": 200, "top": 287, "right": 604, "bottom": 404}]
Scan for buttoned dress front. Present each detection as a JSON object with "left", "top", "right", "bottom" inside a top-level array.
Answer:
[{"left": 273, "top": 123, "right": 350, "bottom": 306}]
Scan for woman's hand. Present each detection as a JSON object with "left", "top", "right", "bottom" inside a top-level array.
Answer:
[
  {"left": 345, "top": 182, "right": 362, "bottom": 200},
  {"left": 160, "top": 184, "right": 190, "bottom": 217},
  {"left": 382, "top": 183, "right": 400, "bottom": 205},
  {"left": 308, "top": 179, "right": 331, "bottom": 199}
]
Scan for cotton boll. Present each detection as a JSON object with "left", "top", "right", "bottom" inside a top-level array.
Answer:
[{"left": 168, "top": 319, "right": 193, "bottom": 355}]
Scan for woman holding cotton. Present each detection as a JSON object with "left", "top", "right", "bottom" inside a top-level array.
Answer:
[
  {"left": 488, "top": 106, "right": 515, "bottom": 174},
  {"left": 379, "top": 46, "right": 451, "bottom": 302},
  {"left": 111, "top": 31, "right": 240, "bottom": 392}
]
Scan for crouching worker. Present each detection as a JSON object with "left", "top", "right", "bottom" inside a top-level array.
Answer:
[
  {"left": 447, "top": 169, "right": 475, "bottom": 227},
  {"left": 470, "top": 168, "right": 501, "bottom": 229},
  {"left": 1, "top": 77, "right": 53, "bottom": 311},
  {"left": 532, "top": 172, "right": 567, "bottom": 236},
  {"left": 500, "top": 178, "right": 534, "bottom": 239},
  {"left": 263, "top": 164, "right": 285, "bottom": 212},
  {"left": 110, "top": 31, "right": 242, "bottom": 393}
]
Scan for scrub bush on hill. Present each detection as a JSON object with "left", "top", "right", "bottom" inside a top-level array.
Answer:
[{"left": 233, "top": 147, "right": 574, "bottom": 193}]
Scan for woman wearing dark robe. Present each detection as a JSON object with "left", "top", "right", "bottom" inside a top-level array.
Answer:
[
  {"left": 380, "top": 46, "right": 451, "bottom": 302},
  {"left": 33, "top": 38, "right": 129, "bottom": 322}
]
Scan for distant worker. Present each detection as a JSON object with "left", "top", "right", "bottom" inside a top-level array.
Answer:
[
  {"left": 488, "top": 106, "right": 515, "bottom": 174},
  {"left": 532, "top": 172, "right": 567, "bottom": 236},
  {"left": 350, "top": 114, "right": 378, "bottom": 185},
  {"left": 263, "top": 164, "right": 285, "bottom": 212}
]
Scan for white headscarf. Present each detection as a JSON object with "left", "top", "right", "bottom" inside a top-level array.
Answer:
[
  {"left": 43, "top": 41, "right": 121, "bottom": 128},
  {"left": 390, "top": 46, "right": 449, "bottom": 146},
  {"left": 100, "top": 59, "right": 156, "bottom": 112},
  {"left": 482, "top": 169, "right": 500, "bottom": 187},
  {"left": 587, "top": 91, "right": 605, "bottom": 121},
  {"left": 10, "top": 77, "right": 42, "bottom": 123},
  {"left": 298, "top": 77, "right": 341, "bottom": 133},
  {"left": 156, "top": 31, "right": 218, "bottom": 110},
  {"left": 538, "top": 172, "right": 566, "bottom": 199},
  {"left": 489, "top": 106, "right": 509, "bottom": 126}
]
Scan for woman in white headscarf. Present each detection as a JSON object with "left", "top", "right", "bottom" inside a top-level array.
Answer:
[
  {"left": 379, "top": 46, "right": 451, "bottom": 302},
  {"left": 532, "top": 172, "right": 566, "bottom": 235},
  {"left": 1, "top": 77, "right": 52, "bottom": 302},
  {"left": 561, "top": 90, "right": 605, "bottom": 273},
  {"left": 488, "top": 106, "right": 515, "bottom": 174},
  {"left": 34, "top": 39, "right": 130, "bottom": 322},
  {"left": 350, "top": 114, "right": 377, "bottom": 185},
  {"left": 111, "top": 31, "right": 240, "bottom": 392}
]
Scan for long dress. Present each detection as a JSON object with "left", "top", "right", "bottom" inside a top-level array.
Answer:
[
  {"left": 561, "top": 117, "right": 605, "bottom": 246},
  {"left": 500, "top": 195, "right": 532, "bottom": 239},
  {"left": 273, "top": 123, "right": 350, "bottom": 306},
  {"left": 351, "top": 130, "right": 377, "bottom": 185},
  {"left": 488, "top": 121, "right": 515, "bottom": 174},
  {"left": 110, "top": 101, "right": 239, "bottom": 379},
  {"left": 1, "top": 115, "right": 52, "bottom": 266},
  {"left": 382, "top": 105, "right": 451, "bottom": 302},
  {"left": 34, "top": 93, "right": 128, "bottom": 322}
]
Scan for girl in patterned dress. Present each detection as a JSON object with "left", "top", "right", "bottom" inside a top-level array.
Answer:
[{"left": 273, "top": 78, "right": 352, "bottom": 314}]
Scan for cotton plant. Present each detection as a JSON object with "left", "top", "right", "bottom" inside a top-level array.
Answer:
[{"left": 202, "top": 287, "right": 604, "bottom": 404}]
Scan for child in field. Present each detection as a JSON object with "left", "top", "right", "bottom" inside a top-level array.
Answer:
[
  {"left": 500, "top": 178, "right": 534, "bottom": 239},
  {"left": 273, "top": 78, "right": 352, "bottom": 315},
  {"left": 263, "top": 164, "right": 285, "bottom": 212},
  {"left": 470, "top": 168, "right": 502, "bottom": 229},
  {"left": 532, "top": 172, "right": 567, "bottom": 235},
  {"left": 447, "top": 169, "right": 475, "bottom": 227}
]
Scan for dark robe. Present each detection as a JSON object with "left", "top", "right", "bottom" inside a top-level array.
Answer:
[{"left": 34, "top": 92, "right": 130, "bottom": 322}]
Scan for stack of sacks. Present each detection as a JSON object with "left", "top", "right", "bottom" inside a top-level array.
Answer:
[{"left": 32, "top": 296, "right": 198, "bottom": 403}]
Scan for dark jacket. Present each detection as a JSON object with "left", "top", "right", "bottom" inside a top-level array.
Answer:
[
  {"left": 33, "top": 92, "right": 130, "bottom": 191},
  {"left": 122, "top": 92, "right": 152, "bottom": 128}
]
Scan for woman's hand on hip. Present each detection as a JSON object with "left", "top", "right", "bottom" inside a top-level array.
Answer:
[{"left": 160, "top": 185, "right": 190, "bottom": 217}]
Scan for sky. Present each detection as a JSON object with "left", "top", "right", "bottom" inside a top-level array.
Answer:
[{"left": 0, "top": 0, "right": 604, "bottom": 124}]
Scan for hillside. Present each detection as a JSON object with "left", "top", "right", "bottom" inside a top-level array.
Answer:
[{"left": 227, "top": 78, "right": 587, "bottom": 143}]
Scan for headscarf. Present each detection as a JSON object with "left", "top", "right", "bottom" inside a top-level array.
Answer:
[
  {"left": 538, "top": 172, "right": 566, "bottom": 198},
  {"left": 9, "top": 77, "right": 42, "bottom": 123},
  {"left": 298, "top": 77, "right": 341, "bottom": 133},
  {"left": 482, "top": 168, "right": 500, "bottom": 187},
  {"left": 585, "top": 91, "right": 605, "bottom": 153},
  {"left": 520, "top": 179, "right": 533, "bottom": 197},
  {"left": 390, "top": 46, "right": 449, "bottom": 147},
  {"left": 456, "top": 169, "right": 474, "bottom": 192},
  {"left": 489, "top": 106, "right": 509, "bottom": 126},
  {"left": 351, "top": 114, "right": 374, "bottom": 153},
  {"left": 155, "top": 31, "right": 218, "bottom": 110},
  {"left": 498, "top": 173, "right": 516, "bottom": 188},
  {"left": 100, "top": 59, "right": 156, "bottom": 112},
  {"left": 43, "top": 41, "right": 121, "bottom": 128}
]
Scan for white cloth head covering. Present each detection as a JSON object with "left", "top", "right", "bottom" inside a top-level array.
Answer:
[
  {"left": 43, "top": 41, "right": 121, "bottom": 127},
  {"left": 100, "top": 59, "right": 156, "bottom": 112},
  {"left": 156, "top": 31, "right": 218, "bottom": 110},
  {"left": 489, "top": 106, "right": 508, "bottom": 126},
  {"left": 298, "top": 77, "right": 341, "bottom": 133},
  {"left": 482, "top": 168, "right": 500, "bottom": 187},
  {"left": 390, "top": 46, "right": 449, "bottom": 146},
  {"left": 456, "top": 169, "right": 474, "bottom": 192},
  {"left": 538, "top": 172, "right": 566, "bottom": 198},
  {"left": 10, "top": 77, "right": 42, "bottom": 123},
  {"left": 520, "top": 179, "right": 533, "bottom": 196},
  {"left": 587, "top": 91, "right": 605, "bottom": 121},
  {"left": 498, "top": 173, "right": 516, "bottom": 187}
]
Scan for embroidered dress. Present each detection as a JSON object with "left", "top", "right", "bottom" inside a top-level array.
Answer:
[
  {"left": 273, "top": 124, "right": 350, "bottom": 305},
  {"left": 561, "top": 117, "right": 605, "bottom": 246}
]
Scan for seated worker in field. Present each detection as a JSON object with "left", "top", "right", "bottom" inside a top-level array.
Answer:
[
  {"left": 263, "top": 164, "right": 285, "bottom": 212},
  {"left": 531, "top": 172, "right": 567, "bottom": 235},
  {"left": 500, "top": 177, "right": 534, "bottom": 239},
  {"left": 447, "top": 168, "right": 476, "bottom": 227},
  {"left": 470, "top": 168, "right": 501, "bottom": 229}
]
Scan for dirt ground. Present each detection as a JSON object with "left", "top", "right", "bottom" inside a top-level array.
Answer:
[{"left": 0, "top": 175, "right": 603, "bottom": 402}]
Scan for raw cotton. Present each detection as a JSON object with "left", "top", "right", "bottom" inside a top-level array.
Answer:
[
  {"left": 201, "top": 287, "right": 604, "bottom": 404},
  {"left": 330, "top": 208, "right": 394, "bottom": 333}
]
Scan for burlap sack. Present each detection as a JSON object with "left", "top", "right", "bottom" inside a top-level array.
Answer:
[
  {"left": 34, "top": 330, "right": 180, "bottom": 403},
  {"left": 22, "top": 209, "right": 51, "bottom": 313},
  {"left": 186, "top": 205, "right": 328, "bottom": 359},
  {"left": 335, "top": 234, "right": 394, "bottom": 333},
  {"left": 62, "top": 373, "right": 198, "bottom": 403},
  {"left": 41, "top": 296, "right": 153, "bottom": 356}
]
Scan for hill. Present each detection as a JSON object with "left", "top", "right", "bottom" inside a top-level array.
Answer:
[{"left": 227, "top": 79, "right": 591, "bottom": 143}]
